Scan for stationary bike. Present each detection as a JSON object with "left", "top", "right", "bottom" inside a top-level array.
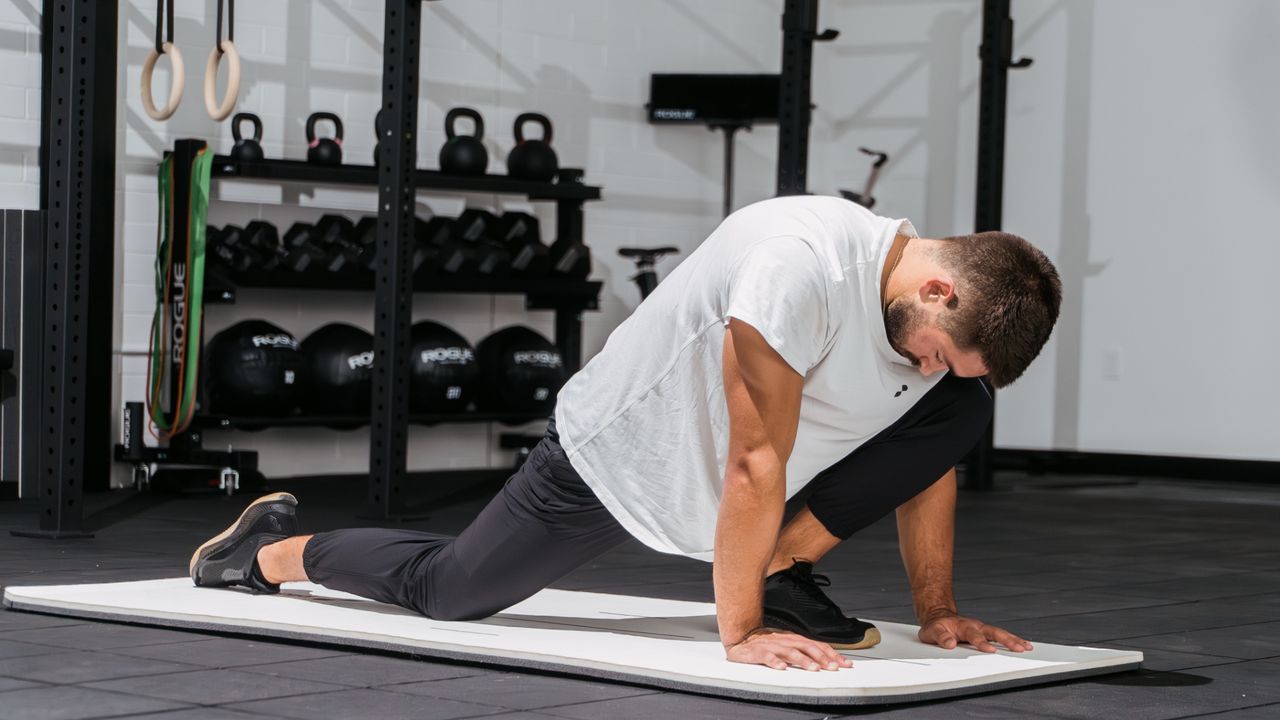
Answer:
[{"left": 618, "top": 246, "right": 680, "bottom": 300}]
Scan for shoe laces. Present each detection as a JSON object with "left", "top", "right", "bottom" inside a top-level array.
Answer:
[{"left": 785, "top": 561, "right": 842, "bottom": 613}]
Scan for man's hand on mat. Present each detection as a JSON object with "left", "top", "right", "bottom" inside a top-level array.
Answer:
[
  {"left": 725, "top": 629, "right": 853, "bottom": 671},
  {"left": 918, "top": 614, "right": 1034, "bottom": 653}
]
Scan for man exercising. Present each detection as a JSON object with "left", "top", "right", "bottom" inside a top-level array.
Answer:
[{"left": 191, "top": 195, "right": 1061, "bottom": 672}]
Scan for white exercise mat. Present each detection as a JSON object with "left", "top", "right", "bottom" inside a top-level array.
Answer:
[{"left": 2, "top": 578, "right": 1141, "bottom": 705}]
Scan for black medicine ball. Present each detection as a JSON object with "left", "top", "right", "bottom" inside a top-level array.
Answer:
[
  {"left": 410, "top": 321, "right": 479, "bottom": 413},
  {"left": 300, "top": 323, "right": 374, "bottom": 416},
  {"left": 203, "top": 319, "right": 304, "bottom": 416},
  {"left": 475, "top": 326, "right": 567, "bottom": 414}
]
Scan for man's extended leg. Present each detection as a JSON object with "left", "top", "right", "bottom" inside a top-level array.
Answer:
[{"left": 196, "top": 421, "right": 631, "bottom": 622}]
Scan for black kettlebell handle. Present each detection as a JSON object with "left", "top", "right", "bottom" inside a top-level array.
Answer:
[
  {"left": 446, "top": 107, "right": 484, "bottom": 141},
  {"left": 232, "top": 112, "right": 262, "bottom": 143},
  {"left": 306, "top": 112, "right": 344, "bottom": 146},
  {"left": 513, "top": 112, "right": 552, "bottom": 145}
]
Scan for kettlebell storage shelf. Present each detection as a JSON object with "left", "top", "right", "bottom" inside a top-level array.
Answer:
[
  {"left": 204, "top": 267, "right": 603, "bottom": 310},
  {"left": 193, "top": 411, "right": 551, "bottom": 431},
  {"left": 189, "top": 132, "right": 603, "bottom": 520},
  {"left": 210, "top": 157, "right": 602, "bottom": 202}
]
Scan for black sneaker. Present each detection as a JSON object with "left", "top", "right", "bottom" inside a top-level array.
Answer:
[
  {"left": 762, "top": 561, "right": 881, "bottom": 649},
  {"left": 189, "top": 492, "right": 299, "bottom": 595}
]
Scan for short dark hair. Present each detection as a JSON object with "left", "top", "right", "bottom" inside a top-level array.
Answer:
[{"left": 931, "top": 232, "right": 1062, "bottom": 388}]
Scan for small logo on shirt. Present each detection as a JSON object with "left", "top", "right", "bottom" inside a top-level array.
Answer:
[{"left": 894, "top": 384, "right": 908, "bottom": 398}]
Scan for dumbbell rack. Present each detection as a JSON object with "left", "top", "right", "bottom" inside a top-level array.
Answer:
[{"left": 129, "top": 152, "right": 602, "bottom": 516}]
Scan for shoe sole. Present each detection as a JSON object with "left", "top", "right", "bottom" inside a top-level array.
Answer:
[
  {"left": 188, "top": 492, "right": 297, "bottom": 581},
  {"left": 763, "top": 617, "right": 882, "bottom": 650}
]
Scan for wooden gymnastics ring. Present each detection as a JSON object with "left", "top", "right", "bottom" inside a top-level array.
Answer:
[
  {"left": 141, "top": 42, "right": 185, "bottom": 121},
  {"left": 203, "top": 39, "right": 240, "bottom": 121}
]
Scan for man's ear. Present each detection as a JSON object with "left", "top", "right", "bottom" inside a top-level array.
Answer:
[{"left": 917, "top": 277, "right": 956, "bottom": 305}]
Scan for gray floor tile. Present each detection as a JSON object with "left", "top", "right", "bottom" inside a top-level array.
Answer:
[
  {"left": 0, "top": 611, "right": 87, "bottom": 632},
  {"left": 829, "top": 701, "right": 1071, "bottom": 719},
  {"left": 1179, "top": 660, "right": 1280, "bottom": 704},
  {"left": 0, "top": 676, "right": 44, "bottom": 691},
  {"left": 0, "top": 685, "right": 189, "bottom": 720},
  {"left": 948, "top": 590, "right": 1180, "bottom": 623},
  {"left": 963, "top": 566, "right": 1190, "bottom": 593},
  {"left": 0, "top": 638, "right": 63, "bottom": 660},
  {"left": 965, "top": 668, "right": 1266, "bottom": 720},
  {"left": 1117, "top": 622, "right": 1280, "bottom": 661},
  {"left": 0, "top": 621, "right": 207, "bottom": 651},
  {"left": 227, "top": 687, "right": 507, "bottom": 720},
  {"left": 1177, "top": 703, "right": 1280, "bottom": 718},
  {"left": 86, "top": 668, "right": 346, "bottom": 705},
  {"left": 111, "top": 637, "right": 350, "bottom": 667},
  {"left": 1102, "top": 572, "right": 1280, "bottom": 603},
  {"left": 240, "top": 653, "right": 489, "bottom": 687},
  {"left": 128, "top": 710, "right": 275, "bottom": 720},
  {"left": 467, "top": 714, "right": 574, "bottom": 720},
  {"left": 539, "top": 691, "right": 823, "bottom": 720},
  {"left": 1108, "top": 643, "right": 1245, "bottom": 672},
  {"left": 387, "top": 671, "right": 658, "bottom": 710},
  {"left": 985, "top": 603, "right": 1280, "bottom": 645},
  {"left": 0, "top": 649, "right": 203, "bottom": 684}
]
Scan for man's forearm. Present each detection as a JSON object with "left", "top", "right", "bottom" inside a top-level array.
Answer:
[
  {"left": 896, "top": 468, "right": 959, "bottom": 623},
  {"left": 714, "top": 459, "right": 785, "bottom": 647}
]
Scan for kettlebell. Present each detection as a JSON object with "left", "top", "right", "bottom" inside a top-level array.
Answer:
[
  {"left": 438, "top": 107, "right": 488, "bottom": 176},
  {"left": 230, "top": 113, "right": 264, "bottom": 162},
  {"left": 306, "top": 111, "right": 344, "bottom": 165},
  {"left": 507, "top": 112, "right": 558, "bottom": 182}
]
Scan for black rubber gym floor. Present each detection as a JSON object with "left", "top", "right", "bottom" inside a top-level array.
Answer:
[{"left": 1, "top": 473, "right": 1277, "bottom": 720}]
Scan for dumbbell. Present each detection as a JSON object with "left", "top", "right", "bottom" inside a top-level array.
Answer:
[
  {"left": 550, "top": 235, "right": 591, "bottom": 279},
  {"left": 455, "top": 209, "right": 513, "bottom": 278},
  {"left": 493, "top": 211, "right": 550, "bottom": 277},
  {"left": 281, "top": 222, "right": 331, "bottom": 273},
  {"left": 340, "top": 216, "right": 436, "bottom": 275},
  {"left": 241, "top": 220, "right": 282, "bottom": 271},
  {"left": 418, "top": 216, "right": 474, "bottom": 276},
  {"left": 207, "top": 225, "right": 242, "bottom": 272},
  {"left": 314, "top": 214, "right": 362, "bottom": 274},
  {"left": 215, "top": 224, "right": 266, "bottom": 273}
]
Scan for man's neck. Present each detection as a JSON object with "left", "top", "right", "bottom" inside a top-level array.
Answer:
[{"left": 881, "top": 234, "right": 912, "bottom": 309}]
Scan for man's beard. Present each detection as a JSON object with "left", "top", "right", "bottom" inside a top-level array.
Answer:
[{"left": 885, "top": 295, "right": 927, "bottom": 365}]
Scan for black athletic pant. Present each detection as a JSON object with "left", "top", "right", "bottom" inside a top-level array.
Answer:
[{"left": 302, "top": 373, "right": 993, "bottom": 620}]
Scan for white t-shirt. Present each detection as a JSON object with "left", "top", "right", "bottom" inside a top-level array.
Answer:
[{"left": 554, "top": 196, "right": 942, "bottom": 561}]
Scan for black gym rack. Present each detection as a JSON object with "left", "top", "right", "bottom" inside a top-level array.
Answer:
[
  {"left": 19, "top": 0, "right": 604, "bottom": 535},
  {"left": 120, "top": 148, "right": 603, "bottom": 515},
  {"left": 167, "top": 154, "right": 603, "bottom": 515}
]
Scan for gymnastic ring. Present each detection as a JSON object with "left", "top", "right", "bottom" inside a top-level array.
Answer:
[
  {"left": 141, "top": 42, "right": 185, "bottom": 121},
  {"left": 203, "top": 39, "right": 240, "bottom": 122}
]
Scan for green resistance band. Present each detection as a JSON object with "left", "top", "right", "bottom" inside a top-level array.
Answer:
[{"left": 147, "top": 148, "right": 211, "bottom": 436}]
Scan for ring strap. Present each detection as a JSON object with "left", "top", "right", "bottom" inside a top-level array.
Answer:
[
  {"left": 215, "top": 0, "right": 235, "bottom": 52},
  {"left": 154, "top": 0, "right": 174, "bottom": 55}
]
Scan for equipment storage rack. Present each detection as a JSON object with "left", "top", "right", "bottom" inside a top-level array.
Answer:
[
  {"left": 114, "top": 1, "right": 603, "bottom": 521},
  {"left": 119, "top": 156, "right": 602, "bottom": 518}
]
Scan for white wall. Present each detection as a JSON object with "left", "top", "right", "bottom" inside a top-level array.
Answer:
[
  {"left": 1, "top": 0, "right": 1274, "bottom": 489},
  {"left": 808, "top": 0, "right": 1280, "bottom": 463}
]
